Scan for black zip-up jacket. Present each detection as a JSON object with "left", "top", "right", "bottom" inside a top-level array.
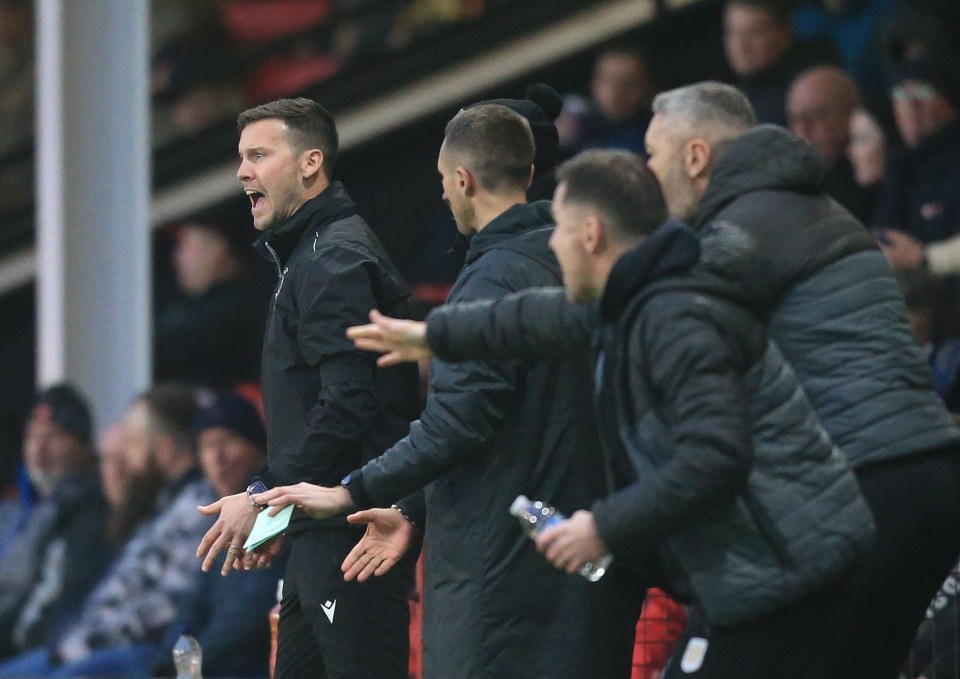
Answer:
[
  {"left": 253, "top": 182, "right": 419, "bottom": 529},
  {"left": 422, "top": 221, "right": 874, "bottom": 627},
  {"left": 346, "top": 202, "right": 635, "bottom": 679}
]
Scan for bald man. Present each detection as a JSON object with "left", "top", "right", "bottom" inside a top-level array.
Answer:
[{"left": 787, "top": 65, "right": 875, "bottom": 221}]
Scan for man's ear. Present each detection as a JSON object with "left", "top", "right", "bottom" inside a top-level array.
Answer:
[
  {"left": 684, "top": 138, "right": 712, "bottom": 180},
  {"left": 456, "top": 166, "right": 477, "bottom": 197},
  {"left": 526, "top": 164, "right": 535, "bottom": 190},
  {"left": 583, "top": 214, "right": 604, "bottom": 255},
  {"left": 301, "top": 148, "right": 325, "bottom": 180}
]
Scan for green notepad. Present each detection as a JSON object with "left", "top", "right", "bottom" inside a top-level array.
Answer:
[{"left": 243, "top": 504, "right": 294, "bottom": 551}]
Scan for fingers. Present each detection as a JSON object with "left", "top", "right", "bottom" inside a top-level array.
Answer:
[
  {"left": 196, "top": 497, "right": 225, "bottom": 515},
  {"left": 251, "top": 487, "right": 288, "bottom": 504},
  {"left": 196, "top": 522, "right": 222, "bottom": 559},
  {"left": 373, "top": 556, "right": 398, "bottom": 577},
  {"left": 377, "top": 352, "right": 406, "bottom": 368},
  {"left": 345, "top": 509, "right": 379, "bottom": 525}
]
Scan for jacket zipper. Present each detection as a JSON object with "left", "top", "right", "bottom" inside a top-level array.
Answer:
[{"left": 264, "top": 242, "right": 287, "bottom": 299}]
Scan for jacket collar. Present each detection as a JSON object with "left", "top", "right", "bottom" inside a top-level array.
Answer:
[
  {"left": 694, "top": 125, "right": 827, "bottom": 229},
  {"left": 253, "top": 181, "right": 356, "bottom": 265},
  {"left": 600, "top": 219, "right": 700, "bottom": 322},
  {"left": 464, "top": 201, "right": 553, "bottom": 265}
]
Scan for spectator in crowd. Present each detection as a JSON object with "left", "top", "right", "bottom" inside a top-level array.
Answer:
[
  {"left": 0, "top": 386, "right": 109, "bottom": 661},
  {"left": 787, "top": 65, "right": 876, "bottom": 221},
  {"left": 899, "top": 269, "right": 960, "bottom": 419},
  {"left": 254, "top": 104, "right": 641, "bottom": 679},
  {"left": 154, "top": 206, "right": 271, "bottom": 389},
  {"left": 0, "top": 384, "right": 215, "bottom": 677},
  {"left": 196, "top": 98, "right": 419, "bottom": 679},
  {"left": 6, "top": 421, "right": 161, "bottom": 661},
  {"left": 875, "top": 57, "right": 960, "bottom": 279},
  {"left": 846, "top": 106, "right": 888, "bottom": 218},
  {"left": 557, "top": 44, "right": 656, "bottom": 157},
  {"left": 640, "top": 81, "right": 960, "bottom": 678},
  {"left": 723, "top": 0, "right": 834, "bottom": 125},
  {"left": 153, "top": 393, "right": 284, "bottom": 678},
  {"left": 96, "top": 422, "right": 164, "bottom": 550},
  {"left": 344, "top": 149, "right": 875, "bottom": 678}
]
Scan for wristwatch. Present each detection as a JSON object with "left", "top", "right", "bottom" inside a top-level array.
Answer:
[{"left": 246, "top": 480, "right": 268, "bottom": 510}]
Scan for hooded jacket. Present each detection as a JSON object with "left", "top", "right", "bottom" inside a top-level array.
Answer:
[
  {"left": 346, "top": 202, "right": 633, "bottom": 679},
  {"left": 692, "top": 125, "right": 960, "bottom": 467},
  {"left": 423, "top": 221, "right": 875, "bottom": 627},
  {"left": 253, "top": 182, "right": 419, "bottom": 530}
]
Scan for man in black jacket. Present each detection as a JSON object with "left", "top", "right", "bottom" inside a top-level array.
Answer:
[
  {"left": 254, "top": 104, "right": 640, "bottom": 678},
  {"left": 346, "top": 150, "right": 876, "bottom": 678},
  {"left": 641, "top": 81, "right": 960, "bottom": 678},
  {"left": 195, "top": 97, "right": 419, "bottom": 679}
]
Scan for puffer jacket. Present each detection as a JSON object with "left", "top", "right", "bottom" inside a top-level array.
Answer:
[
  {"left": 693, "top": 125, "right": 960, "bottom": 467},
  {"left": 347, "top": 202, "right": 633, "bottom": 679},
  {"left": 425, "top": 221, "right": 875, "bottom": 627}
]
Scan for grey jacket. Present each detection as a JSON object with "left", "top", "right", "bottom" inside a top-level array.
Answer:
[{"left": 693, "top": 125, "right": 960, "bottom": 466}]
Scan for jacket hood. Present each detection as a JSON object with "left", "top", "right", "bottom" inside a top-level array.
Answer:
[
  {"left": 465, "top": 200, "right": 554, "bottom": 266},
  {"left": 695, "top": 125, "right": 828, "bottom": 228},
  {"left": 600, "top": 219, "right": 700, "bottom": 321},
  {"left": 254, "top": 181, "right": 356, "bottom": 264}
]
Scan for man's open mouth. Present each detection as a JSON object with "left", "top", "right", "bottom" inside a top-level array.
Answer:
[{"left": 245, "top": 189, "right": 266, "bottom": 210}]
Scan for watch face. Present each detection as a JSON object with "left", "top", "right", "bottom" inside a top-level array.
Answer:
[
  {"left": 248, "top": 480, "right": 268, "bottom": 496},
  {"left": 340, "top": 472, "right": 352, "bottom": 485}
]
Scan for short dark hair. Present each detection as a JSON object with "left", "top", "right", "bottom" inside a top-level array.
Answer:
[
  {"left": 443, "top": 104, "right": 535, "bottom": 193},
  {"left": 139, "top": 383, "right": 199, "bottom": 453},
  {"left": 556, "top": 150, "right": 667, "bottom": 242},
  {"left": 726, "top": 0, "right": 792, "bottom": 25},
  {"left": 237, "top": 97, "right": 339, "bottom": 179}
]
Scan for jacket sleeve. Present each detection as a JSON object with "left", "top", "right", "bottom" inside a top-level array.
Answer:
[
  {"left": 592, "top": 297, "right": 755, "bottom": 553},
  {"left": 264, "top": 246, "right": 383, "bottom": 487},
  {"left": 426, "top": 287, "right": 594, "bottom": 362},
  {"left": 350, "top": 261, "right": 535, "bottom": 507}
]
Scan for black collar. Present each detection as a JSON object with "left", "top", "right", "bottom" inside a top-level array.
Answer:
[{"left": 600, "top": 219, "right": 700, "bottom": 322}]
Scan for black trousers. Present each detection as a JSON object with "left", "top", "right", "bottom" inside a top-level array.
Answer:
[
  {"left": 663, "top": 448, "right": 960, "bottom": 679},
  {"left": 275, "top": 527, "right": 414, "bottom": 679}
]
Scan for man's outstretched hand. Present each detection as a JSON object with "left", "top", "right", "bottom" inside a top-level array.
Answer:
[
  {"left": 346, "top": 309, "right": 432, "bottom": 367},
  {"left": 341, "top": 508, "right": 416, "bottom": 582}
]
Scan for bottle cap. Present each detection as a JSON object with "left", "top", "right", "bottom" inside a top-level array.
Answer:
[{"left": 509, "top": 495, "right": 529, "bottom": 517}]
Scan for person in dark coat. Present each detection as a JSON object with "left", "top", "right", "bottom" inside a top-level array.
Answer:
[
  {"left": 642, "top": 81, "right": 960, "bottom": 679},
  {"left": 344, "top": 150, "right": 875, "bottom": 678},
  {"left": 874, "top": 57, "right": 960, "bottom": 282},
  {"left": 254, "top": 104, "right": 641, "bottom": 679},
  {"left": 195, "top": 98, "right": 419, "bottom": 679},
  {"left": 0, "top": 385, "right": 110, "bottom": 661},
  {"left": 723, "top": 0, "right": 834, "bottom": 125}
]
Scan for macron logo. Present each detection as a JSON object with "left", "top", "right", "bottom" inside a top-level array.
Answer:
[{"left": 321, "top": 599, "right": 336, "bottom": 624}]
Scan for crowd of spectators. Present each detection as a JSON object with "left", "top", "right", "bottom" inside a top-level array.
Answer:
[{"left": 0, "top": 383, "right": 284, "bottom": 678}]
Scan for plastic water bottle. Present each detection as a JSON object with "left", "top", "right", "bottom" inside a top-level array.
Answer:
[
  {"left": 509, "top": 494, "right": 613, "bottom": 582},
  {"left": 172, "top": 631, "right": 203, "bottom": 679}
]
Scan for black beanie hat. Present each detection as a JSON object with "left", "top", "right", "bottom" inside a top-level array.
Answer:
[
  {"left": 895, "top": 56, "right": 960, "bottom": 112},
  {"left": 32, "top": 384, "right": 94, "bottom": 447},
  {"left": 195, "top": 393, "right": 266, "bottom": 449},
  {"left": 472, "top": 83, "right": 563, "bottom": 178}
]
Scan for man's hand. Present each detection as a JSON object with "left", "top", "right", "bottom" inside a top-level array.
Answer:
[
  {"left": 252, "top": 482, "right": 354, "bottom": 520},
  {"left": 242, "top": 534, "right": 286, "bottom": 570},
  {"left": 878, "top": 228, "right": 926, "bottom": 269},
  {"left": 341, "top": 508, "right": 416, "bottom": 582},
  {"left": 346, "top": 309, "right": 432, "bottom": 367},
  {"left": 196, "top": 493, "right": 258, "bottom": 576},
  {"left": 536, "top": 510, "right": 609, "bottom": 575}
]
